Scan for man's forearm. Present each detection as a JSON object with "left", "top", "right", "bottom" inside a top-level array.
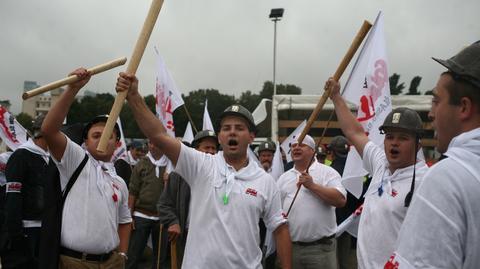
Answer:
[
  {"left": 42, "top": 87, "right": 78, "bottom": 136},
  {"left": 307, "top": 184, "right": 346, "bottom": 208},
  {"left": 274, "top": 223, "right": 292, "bottom": 269},
  {"left": 117, "top": 223, "right": 131, "bottom": 253}
]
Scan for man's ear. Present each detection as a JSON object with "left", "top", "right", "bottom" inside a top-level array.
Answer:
[{"left": 459, "top": 96, "right": 474, "bottom": 121}]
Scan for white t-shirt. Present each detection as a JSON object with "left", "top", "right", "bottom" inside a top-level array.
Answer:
[
  {"left": 357, "top": 141, "right": 428, "bottom": 269},
  {"left": 53, "top": 137, "right": 131, "bottom": 254},
  {"left": 387, "top": 128, "right": 480, "bottom": 269},
  {"left": 277, "top": 161, "right": 346, "bottom": 242},
  {"left": 174, "top": 144, "right": 286, "bottom": 269}
]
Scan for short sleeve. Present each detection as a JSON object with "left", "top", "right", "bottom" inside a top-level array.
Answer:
[
  {"left": 262, "top": 176, "right": 287, "bottom": 231},
  {"left": 174, "top": 143, "right": 213, "bottom": 189},
  {"left": 322, "top": 166, "right": 347, "bottom": 198},
  {"left": 362, "top": 141, "right": 386, "bottom": 175},
  {"left": 51, "top": 136, "right": 87, "bottom": 190}
]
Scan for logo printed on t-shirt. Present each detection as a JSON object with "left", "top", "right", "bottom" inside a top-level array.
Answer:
[
  {"left": 391, "top": 189, "right": 398, "bottom": 197},
  {"left": 385, "top": 254, "right": 400, "bottom": 269},
  {"left": 245, "top": 188, "right": 257, "bottom": 197},
  {"left": 6, "top": 182, "right": 22, "bottom": 193}
]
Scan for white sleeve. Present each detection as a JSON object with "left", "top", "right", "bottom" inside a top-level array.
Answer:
[
  {"left": 323, "top": 166, "right": 347, "bottom": 198},
  {"left": 51, "top": 137, "right": 87, "bottom": 190},
  {"left": 362, "top": 141, "right": 386, "bottom": 175},
  {"left": 388, "top": 164, "right": 464, "bottom": 268},
  {"left": 118, "top": 181, "right": 132, "bottom": 224},
  {"left": 174, "top": 143, "right": 213, "bottom": 189},
  {"left": 263, "top": 176, "right": 287, "bottom": 231}
]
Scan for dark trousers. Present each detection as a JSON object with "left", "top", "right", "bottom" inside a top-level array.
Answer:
[{"left": 126, "top": 216, "right": 168, "bottom": 269}]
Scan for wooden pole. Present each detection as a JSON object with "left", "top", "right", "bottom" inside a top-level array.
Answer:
[
  {"left": 183, "top": 105, "right": 198, "bottom": 133},
  {"left": 296, "top": 20, "right": 372, "bottom": 144},
  {"left": 97, "top": 0, "right": 164, "bottom": 152},
  {"left": 157, "top": 224, "right": 163, "bottom": 269},
  {"left": 22, "top": 57, "right": 127, "bottom": 100},
  {"left": 170, "top": 240, "right": 178, "bottom": 269},
  {"left": 285, "top": 20, "right": 372, "bottom": 217}
]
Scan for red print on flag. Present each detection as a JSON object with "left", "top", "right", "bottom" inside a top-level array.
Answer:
[
  {"left": 0, "top": 106, "right": 19, "bottom": 143},
  {"left": 384, "top": 254, "right": 400, "bottom": 269}
]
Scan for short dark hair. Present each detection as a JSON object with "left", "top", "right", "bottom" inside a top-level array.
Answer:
[{"left": 443, "top": 72, "right": 480, "bottom": 113}]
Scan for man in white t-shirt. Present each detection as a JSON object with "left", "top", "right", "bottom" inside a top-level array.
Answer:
[
  {"left": 277, "top": 134, "right": 346, "bottom": 269},
  {"left": 386, "top": 41, "right": 480, "bottom": 268},
  {"left": 325, "top": 79, "right": 429, "bottom": 269},
  {"left": 41, "top": 68, "right": 132, "bottom": 268},
  {"left": 115, "top": 72, "right": 292, "bottom": 269}
]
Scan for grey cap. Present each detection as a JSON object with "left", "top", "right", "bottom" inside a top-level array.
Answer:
[
  {"left": 257, "top": 141, "right": 276, "bottom": 153},
  {"left": 432, "top": 40, "right": 480, "bottom": 88},
  {"left": 379, "top": 107, "right": 423, "bottom": 136},
  {"left": 192, "top": 130, "right": 217, "bottom": 148},
  {"left": 218, "top": 104, "right": 256, "bottom": 132},
  {"left": 328, "top": 136, "right": 349, "bottom": 157}
]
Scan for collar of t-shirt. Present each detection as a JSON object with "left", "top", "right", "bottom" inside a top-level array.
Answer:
[
  {"left": 215, "top": 153, "right": 265, "bottom": 199},
  {"left": 367, "top": 160, "right": 426, "bottom": 196},
  {"left": 18, "top": 139, "right": 50, "bottom": 163},
  {"left": 126, "top": 150, "right": 139, "bottom": 166},
  {"left": 146, "top": 152, "right": 168, "bottom": 178},
  {"left": 87, "top": 151, "right": 119, "bottom": 180},
  {"left": 445, "top": 127, "right": 480, "bottom": 182}
]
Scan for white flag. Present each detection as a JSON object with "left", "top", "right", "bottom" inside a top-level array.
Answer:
[
  {"left": 182, "top": 122, "right": 194, "bottom": 144},
  {"left": 252, "top": 99, "right": 271, "bottom": 125},
  {"left": 336, "top": 204, "right": 363, "bottom": 238},
  {"left": 202, "top": 99, "right": 214, "bottom": 131},
  {"left": 155, "top": 53, "right": 184, "bottom": 137},
  {"left": 0, "top": 106, "right": 28, "bottom": 151},
  {"left": 280, "top": 120, "right": 307, "bottom": 163},
  {"left": 111, "top": 118, "right": 128, "bottom": 162},
  {"left": 269, "top": 142, "right": 284, "bottom": 181},
  {"left": 341, "top": 12, "right": 392, "bottom": 198}
]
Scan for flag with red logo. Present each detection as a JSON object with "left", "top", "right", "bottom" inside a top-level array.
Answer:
[
  {"left": 341, "top": 12, "right": 392, "bottom": 198},
  {"left": 0, "top": 105, "right": 28, "bottom": 151},
  {"left": 111, "top": 118, "right": 128, "bottom": 162},
  {"left": 155, "top": 53, "right": 184, "bottom": 137}
]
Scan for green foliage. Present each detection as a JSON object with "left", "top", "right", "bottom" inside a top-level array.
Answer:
[
  {"left": 406, "top": 76, "right": 422, "bottom": 95},
  {"left": 15, "top": 112, "right": 33, "bottom": 132},
  {"left": 389, "top": 73, "right": 405, "bottom": 95},
  {"left": 260, "top": 81, "right": 302, "bottom": 99}
]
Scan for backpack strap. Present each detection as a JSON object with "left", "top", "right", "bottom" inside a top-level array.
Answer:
[{"left": 61, "top": 154, "right": 88, "bottom": 203}]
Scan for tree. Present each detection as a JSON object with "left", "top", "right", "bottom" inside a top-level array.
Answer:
[
  {"left": 389, "top": 73, "right": 405, "bottom": 95},
  {"left": 15, "top": 112, "right": 33, "bottom": 132},
  {"left": 406, "top": 76, "right": 422, "bottom": 95},
  {"left": 237, "top": 91, "right": 262, "bottom": 112},
  {"left": 259, "top": 81, "right": 302, "bottom": 99}
]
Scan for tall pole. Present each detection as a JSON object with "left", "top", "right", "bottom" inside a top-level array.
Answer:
[{"left": 271, "top": 18, "right": 279, "bottom": 141}]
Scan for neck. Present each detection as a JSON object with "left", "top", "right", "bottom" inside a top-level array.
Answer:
[
  {"left": 33, "top": 138, "right": 48, "bottom": 151},
  {"left": 224, "top": 153, "right": 249, "bottom": 171},
  {"left": 294, "top": 158, "right": 312, "bottom": 172}
]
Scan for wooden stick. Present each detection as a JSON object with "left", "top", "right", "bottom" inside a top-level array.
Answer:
[
  {"left": 170, "top": 240, "right": 178, "bottom": 269},
  {"left": 296, "top": 20, "right": 372, "bottom": 144},
  {"left": 22, "top": 57, "right": 127, "bottom": 100},
  {"left": 183, "top": 105, "right": 198, "bottom": 133},
  {"left": 157, "top": 223, "right": 163, "bottom": 269},
  {"left": 97, "top": 0, "right": 164, "bottom": 152},
  {"left": 285, "top": 20, "right": 372, "bottom": 217}
]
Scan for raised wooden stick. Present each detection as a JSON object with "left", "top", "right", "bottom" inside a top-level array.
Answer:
[
  {"left": 22, "top": 57, "right": 127, "bottom": 100},
  {"left": 286, "top": 20, "right": 372, "bottom": 217},
  {"left": 97, "top": 0, "right": 164, "bottom": 152}
]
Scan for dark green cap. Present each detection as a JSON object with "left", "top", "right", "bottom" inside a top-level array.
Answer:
[
  {"left": 433, "top": 40, "right": 480, "bottom": 88},
  {"left": 257, "top": 141, "right": 276, "bottom": 153},
  {"left": 218, "top": 104, "right": 256, "bottom": 132},
  {"left": 379, "top": 107, "right": 423, "bottom": 136}
]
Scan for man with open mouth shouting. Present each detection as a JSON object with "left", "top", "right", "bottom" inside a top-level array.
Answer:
[
  {"left": 325, "top": 78, "right": 429, "bottom": 269},
  {"left": 116, "top": 73, "right": 292, "bottom": 269}
]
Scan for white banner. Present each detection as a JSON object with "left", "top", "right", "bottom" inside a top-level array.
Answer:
[
  {"left": 202, "top": 99, "right": 214, "bottom": 131},
  {"left": 341, "top": 12, "right": 393, "bottom": 198},
  {"left": 280, "top": 120, "right": 307, "bottom": 163},
  {"left": 182, "top": 122, "right": 194, "bottom": 144},
  {"left": 111, "top": 118, "right": 128, "bottom": 162},
  {"left": 0, "top": 106, "right": 28, "bottom": 151}
]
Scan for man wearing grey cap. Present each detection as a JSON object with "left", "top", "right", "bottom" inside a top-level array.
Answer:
[
  {"left": 257, "top": 141, "right": 276, "bottom": 173},
  {"left": 277, "top": 134, "right": 346, "bottom": 269},
  {"left": 386, "top": 41, "right": 480, "bottom": 268}
]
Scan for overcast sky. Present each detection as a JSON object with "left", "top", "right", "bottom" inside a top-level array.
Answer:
[{"left": 1, "top": 0, "right": 479, "bottom": 114}]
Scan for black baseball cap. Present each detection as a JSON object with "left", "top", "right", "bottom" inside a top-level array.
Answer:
[{"left": 82, "top": 115, "right": 121, "bottom": 141}]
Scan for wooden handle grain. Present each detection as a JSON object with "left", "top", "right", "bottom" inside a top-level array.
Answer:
[
  {"left": 297, "top": 20, "right": 372, "bottom": 144},
  {"left": 22, "top": 57, "right": 127, "bottom": 100},
  {"left": 97, "top": 0, "right": 164, "bottom": 152}
]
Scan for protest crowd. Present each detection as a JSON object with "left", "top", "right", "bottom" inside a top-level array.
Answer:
[{"left": 0, "top": 9, "right": 479, "bottom": 269}]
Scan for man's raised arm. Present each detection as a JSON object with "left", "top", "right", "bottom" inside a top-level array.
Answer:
[
  {"left": 326, "top": 78, "right": 369, "bottom": 157},
  {"left": 41, "top": 68, "right": 91, "bottom": 161},
  {"left": 115, "top": 72, "right": 180, "bottom": 165}
]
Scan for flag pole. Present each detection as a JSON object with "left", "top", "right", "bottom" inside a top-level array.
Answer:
[
  {"left": 97, "top": 0, "right": 164, "bottom": 152},
  {"left": 182, "top": 105, "right": 198, "bottom": 133},
  {"left": 286, "top": 20, "right": 372, "bottom": 217}
]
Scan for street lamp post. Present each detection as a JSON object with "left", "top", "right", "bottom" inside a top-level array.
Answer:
[{"left": 269, "top": 8, "right": 284, "bottom": 141}]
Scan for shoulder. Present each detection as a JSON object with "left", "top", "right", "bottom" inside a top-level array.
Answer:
[{"left": 277, "top": 168, "right": 296, "bottom": 183}]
